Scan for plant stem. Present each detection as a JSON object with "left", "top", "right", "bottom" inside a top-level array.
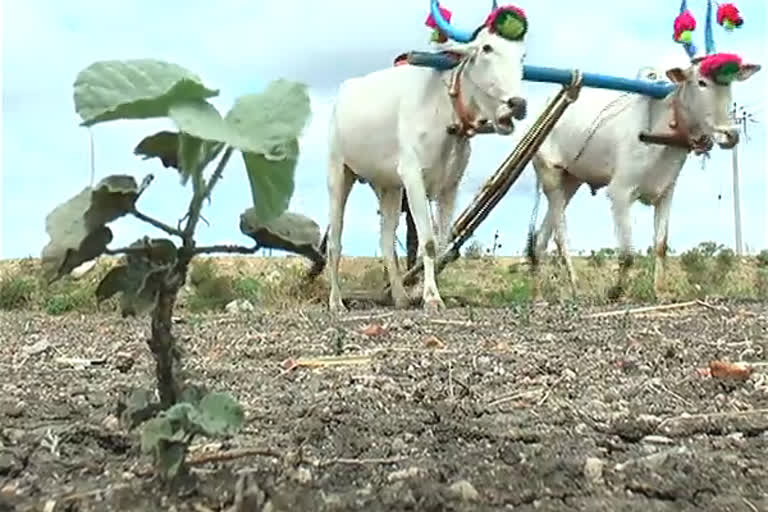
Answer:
[
  {"left": 132, "top": 209, "right": 185, "bottom": 239},
  {"left": 192, "top": 244, "right": 260, "bottom": 255},
  {"left": 149, "top": 266, "right": 188, "bottom": 409},
  {"left": 183, "top": 147, "right": 233, "bottom": 246}
]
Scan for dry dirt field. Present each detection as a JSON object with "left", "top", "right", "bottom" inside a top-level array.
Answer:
[{"left": 1, "top": 292, "right": 767, "bottom": 511}]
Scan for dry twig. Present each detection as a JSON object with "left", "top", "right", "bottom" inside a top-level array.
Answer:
[{"left": 585, "top": 300, "right": 699, "bottom": 319}]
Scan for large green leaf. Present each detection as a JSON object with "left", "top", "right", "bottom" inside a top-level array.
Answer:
[
  {"left": 41, "top": 175, "right": 140, "bottom": 282},
  {"left": 224, "top": 79, "right": 311, "bottom": 156},
  {"left": 241, "top": 139, "right": 298, "bottom": 223},
  {"left": 240, "top": 209, "right": 323, "bottom": 264},
  {"left": 73, "top": 59, "right": 219, "bottom": 126}
]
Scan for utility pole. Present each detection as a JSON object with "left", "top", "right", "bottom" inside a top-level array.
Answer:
[{"left": 728, "top": 102, "right": 757, "bottom": 255}]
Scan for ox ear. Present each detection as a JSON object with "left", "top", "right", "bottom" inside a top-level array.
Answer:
[
  {"left": 735, "top": 63, "right": 761, "bottom": 81},
  {"left": 665, "top": 67, "right": 689, "bottom": 83}
]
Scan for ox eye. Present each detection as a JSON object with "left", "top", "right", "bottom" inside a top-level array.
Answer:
[
  {"left": 698, "top": 80, "right": 708, "bottom": 87},
  {"left": 482, "top": 44, "right": 493, "bottom": 53}
]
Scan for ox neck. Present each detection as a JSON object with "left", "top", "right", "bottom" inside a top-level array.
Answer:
[
  {"left": 646, "top": 85, "right": 695, "bottom": 151},
  {"left": 444, "top": 60, "right": 488, "bottom": 138}
]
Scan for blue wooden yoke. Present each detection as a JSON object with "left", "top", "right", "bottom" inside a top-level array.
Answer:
[
  {"left": 523, "top": 65, "right": 676, "bottom": 99},
  {"left": 401, "top": 51, "right": 676, "bottom": 99}
]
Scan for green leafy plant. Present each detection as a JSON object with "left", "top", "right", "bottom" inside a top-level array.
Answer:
[
  {"left": 0, "top": 274, "right": 37, "bottom": 310},
  {"left": 680, "top": 241, "right": 734, "bottom": 296},
  {"left": 40, "top": 58, "right": 325, "bottom": 481},
  {"left": 588, "top": 247, "right": 615, "bottom": 268},
  {"left": 141, "top": 390, "right": 244, "bottom": 480},
  {"left": 755, "top": 249, "right": 768, "bottom": 268},
  {"left": 463, "top": 239, "right": 484, "bottom": 259}
]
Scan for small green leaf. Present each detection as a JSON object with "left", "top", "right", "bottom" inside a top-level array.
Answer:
[
  {"left": 241, "top": 139, "right": 298, "bottom": 223},
  {"left": 224, "top": 79, "right": 311, "bottom": 155},
  {"left": 164, "top": 402, "right": 195, "bottom": 424},
  {"left": 73, "top": 59, "right": 218, "bottom": 126},
  {"left": 157, "top": 441, "right": 187, "bottom": 480},
  {"left": 134, "top": 131, "right": 225, "bottom": 184},
  {"left": 134, "top": 131, "right": 179, "bottom": 169},
  {"left": 240, "top": 210, "right": 322, "bottom": 260},
  {"left": 187, "top": 391, "right": 245, "bottom": 437},
  {"left": 41, "top": 175, "right": 140, "bottom": 282},
  {"left": 95, "top": 238, "right": 176, "bottom": 316},
  {"left": 141, "top": 417, "right": 174, "bottom": 454}
]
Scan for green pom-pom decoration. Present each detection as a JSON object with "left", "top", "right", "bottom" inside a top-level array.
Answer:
[
  {"left": 713, "top": 61, "right": 741, "bottom": 85},
  {"left": 678, "top": 30, "right": 693, "bottom": 43},
  {"left": 723, "top": 19, "right": 735, "bottom": 31},
  {"left": 494, "top": 12, "right": 527, "bottom": 41}
]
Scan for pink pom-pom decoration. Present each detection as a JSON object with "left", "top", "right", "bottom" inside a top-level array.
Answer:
[
  {"left": 425, "top": 6, "right": 452, "bottom": 28},
  {"left": 673, "top": 10, "right": 696, "bottom": 43},
  {"left": 699, "top": 52, "right": 743, "bottom": 84},
  {"left": 716, "top": 3, "right": 743, "bottom": 30}
]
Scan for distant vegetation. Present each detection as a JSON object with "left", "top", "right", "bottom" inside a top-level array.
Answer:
[{"left": 3, "top": 244, "right": 768, "bottom": 316}]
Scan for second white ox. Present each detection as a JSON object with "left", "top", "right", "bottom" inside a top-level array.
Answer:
[
  {"left": 326, "top": 0, "right": 530, "bottom": 313},
  {"left": 528, "top": 53, "right": 760, "bottom": 298}
]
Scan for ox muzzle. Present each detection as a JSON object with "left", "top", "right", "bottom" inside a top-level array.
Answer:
[{"left": 493, "top": 96, "right": 527, "bottom": 135}]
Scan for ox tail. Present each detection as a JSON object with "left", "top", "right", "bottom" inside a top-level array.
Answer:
[{"left": 525, "top": 163, "right": 543, "bottom": 271}]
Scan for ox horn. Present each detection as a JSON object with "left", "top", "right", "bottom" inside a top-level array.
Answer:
[
  {"left": 429, "top": 0, "right": 474, "bottom": 43},
  {"left": 492, "top": 0, "right": 498, "bottom": 9}
]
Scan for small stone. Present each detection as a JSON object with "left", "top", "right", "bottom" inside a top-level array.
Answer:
[
  {"left": 641, "top": 435, "right": 674, "bottom": 445},
  {"left": 0, "top": 453, "right": 19, "bottom": 476},
  {"left": 291, "top": 467, "right": 312, "bottom": 484},
  {"left": 225, "top": 299, "right": 254, "bottom": 314},
  {"left": 87, "top": 392, "right": 109, "bottom": 408},
  {"left": 70, "top": 260, "right": 97, "bottom": 279},
  {"left": 387, "top": 466, "right": 423, "bottom": 482},
  {"left": 391, "top": 437, "right": 407, "bottom": 454},
  {"left": 102, "top": 415, "right": 120, "bottom": 431},
  {"left": 583, "top": 457, "right": 604, "bottom": 484},
  {"left": 7, "top": 401, "right": 25, "bottom": 419},
  {"left": 112, "top": 352, "right": 135, "bottom": 373},
  {"left": 447, "top": 480, "right": 479, "bottom": 502}
]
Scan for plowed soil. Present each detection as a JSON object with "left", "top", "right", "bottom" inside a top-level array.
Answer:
[{"left": 1, "top": 300, "right": 767, "bottom": 511}]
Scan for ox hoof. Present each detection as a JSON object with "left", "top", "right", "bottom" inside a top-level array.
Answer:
[
  {"left": 393, "top": 294, "right": 410, "bottom": 310},
  {"left": 424, "top": 298, "right": 445, "bottom": 315},
  {"left": 329, "top": 298, "right": 348, "bottom": 314}
]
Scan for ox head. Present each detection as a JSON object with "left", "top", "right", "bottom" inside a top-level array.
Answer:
[
  {"left": 429, "top": 0, "right": 528, "bottom": 135},
  {"left": 665, "top": 53, "right": 760, "bottom": 150}
]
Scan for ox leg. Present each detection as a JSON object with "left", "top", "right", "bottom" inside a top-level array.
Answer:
[
  {"left": 606, "top": 182, "right": 635, "bottom": 301},
  {"left": 652, "top": 188, "right": 674, "bottom": 297},
  {"left": 551, "top": 175, "right": 582, "bottom": 294},
  {"left": 378, "top": 187, "right": 410, "bottom": 308},
  {"left": 533, "top": 170, "right": 580, "bottom": 294},
  {"left": 398, "top": 160, "right": 444, "bottom": 313},
  {"left": 327, "top": 163, "right": 356, "bottom": 313},
  {"left": 436, "top": 185, "right": 458, "bottom": 256}
]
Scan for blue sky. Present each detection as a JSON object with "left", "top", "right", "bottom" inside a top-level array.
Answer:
[{"left": 2, "top": 0, "right": 766, "bottom": 260}]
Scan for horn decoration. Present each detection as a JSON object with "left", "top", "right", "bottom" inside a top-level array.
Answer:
[
  {"left": 717, "top": 3, "right": 743, "bottom": 31},
  {"left": 428, "top": 0, "right": 474, "bottom": 43},
  {"left": 485, "top": 5, "right": 528, "bottom": 41}
]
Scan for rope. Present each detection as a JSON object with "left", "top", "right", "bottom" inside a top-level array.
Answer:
[{"left": 570, "top": 93, "right": 634, "bottom": 165}]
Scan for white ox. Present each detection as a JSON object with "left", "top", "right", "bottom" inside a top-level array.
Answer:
[
  {"left": 326, "top": 0, "right": 529, "bottom": 313},
  {"left": 527, "top": 54, "right": 760, "bottom": 298}
]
